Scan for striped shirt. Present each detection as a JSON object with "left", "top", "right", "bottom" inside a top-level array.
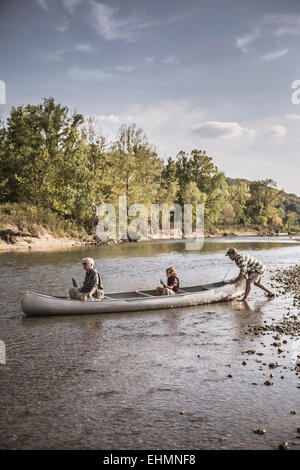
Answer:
[{"left": 235, "top": 253, "right": 265, "bottom": 275}]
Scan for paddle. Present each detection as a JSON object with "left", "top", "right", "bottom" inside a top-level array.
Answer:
[
  {"left": 222, "top": 267, "right": 232, "bottom": 283},
  {"left": 72, "top": 278, "right": 78, "bottom": 288},
  {"left": 160, "top": 279, "right": 172, "bottom": 291}
]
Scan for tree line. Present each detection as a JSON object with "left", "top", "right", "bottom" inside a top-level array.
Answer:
[{"left": 0, "top": 98, "right": 299, "bottom": 236}]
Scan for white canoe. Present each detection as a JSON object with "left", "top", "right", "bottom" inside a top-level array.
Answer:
[{"left": 21, "top": 279, "right": 246, "bottom": 317}]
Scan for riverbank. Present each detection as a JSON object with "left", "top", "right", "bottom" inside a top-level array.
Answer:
[
  {"left": 0, "top": 231, "right": 84, "bottom": 251},
  {"left": 0, "top": 225, "right": 289, "bottom": 251}
]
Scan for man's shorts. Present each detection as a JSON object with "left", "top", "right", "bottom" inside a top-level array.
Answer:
[
  {"left": 72, "top": 287, "right": 81, "bottom": 296},
  {"left": 72, "top": 287, "right": 104, "bottom": 301},
  {"left": 248, "top": 272, "right": 263, "bottom": 283}
]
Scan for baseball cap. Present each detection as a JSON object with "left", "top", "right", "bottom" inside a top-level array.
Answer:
[{"left": 225, "top": 248, "right": 237, "bottom": 256}]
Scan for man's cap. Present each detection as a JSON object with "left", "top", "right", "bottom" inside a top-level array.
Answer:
[
  {"left": 82, "top": 257, "right": 94, "bottom": 265},
  {"left": 225, "top": 248, "right": 238, "bottom": 256}
]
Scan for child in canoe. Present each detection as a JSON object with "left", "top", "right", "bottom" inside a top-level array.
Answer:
[{"left": 156, "top": 267, "right": 180, "bottom": 296}]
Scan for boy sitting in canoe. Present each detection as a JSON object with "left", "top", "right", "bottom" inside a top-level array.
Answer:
[{"left": 156, "top": 267, "right": 180, "bottom": 296}]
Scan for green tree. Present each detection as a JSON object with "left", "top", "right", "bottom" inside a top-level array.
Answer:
[
  {"left": 229, "top": 182, "right": 251, "bottom": 224},
  {"left": 109, "top": 123, "right": 163, "bottom": 208},
  {"left": 246, "top": 179, "right": 283, "bottom": 227},
  {"left": 160, "top": 157, "right": 180, "bottom": 203},
  {"left": 205, "top": 172, "right": 230, "bottom": 224},
  {"left": 1, "top": 98, "right": 84, "bottom": 209},
  {"left": 284, "top": 211, "right": 297, "bottom": 231}
]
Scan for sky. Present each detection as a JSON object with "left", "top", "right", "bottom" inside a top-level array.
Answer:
[{"left": 0, "top": 0, "right": 300, "bottom": 195}]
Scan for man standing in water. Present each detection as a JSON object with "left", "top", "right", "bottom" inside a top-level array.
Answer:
[
  {"left": 225, "top": 248, "right": 274, "bottom": 301},
  {"left": 69, "top": 258, "right": 104, "bottom": 301}
]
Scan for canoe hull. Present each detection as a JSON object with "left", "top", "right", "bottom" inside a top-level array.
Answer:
[{"left": 21, "top": 279, "right": 246, "bottom": 317}]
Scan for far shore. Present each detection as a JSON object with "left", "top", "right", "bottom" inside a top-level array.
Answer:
[{"left": 0, "top": 226, "right": 296, "bottom": 252}]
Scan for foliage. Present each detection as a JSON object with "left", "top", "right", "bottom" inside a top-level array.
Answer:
[
  {"left": 0, "top": 202, "right": 85, "bottom": 237},
  {"left": 0, "top": 97, "right": 299, "bottom": 238}
]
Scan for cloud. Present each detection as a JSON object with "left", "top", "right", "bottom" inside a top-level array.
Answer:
[
  {"left": 114, "top": 64, "right": 140, "bottom": 73},
  {"left": 36, "top": 48, "right": 67, "bottom": 62},
  {"left": 68, "top": 65, "right": 113, "bottom": 82},
  {"left": 113, "top": 57, "right": 157, "bottom": 73},
  {"left": 285, "top": 114, "right": 300, "bottom": 120},
  {"left": 36, "top": 0, "right": 48, "bottom": 11},
  {"left": 88, "top": 2, "right": 196, "bottom": 41},
  {"left": 90, "top": 100, "right": 207, "bottom": 148},
  {"left": 261, "top": 48, "right": 288, "bottom": 62},
  {"left": 264, "top": 14, "right": 300, "bottom": 35},
  {"left": 63, "top": 0, "right": 83, "bottom": 14},
  {"left": 162, "top": 55, "right": 180, "bottom": 65},
  {"left": 75, "top": 43, "right": 95, "bottom": 53},
  {"left": 88, "top": 2, "right": 140, "bottom": 41},
  {"left": 94, "top": 114, "right": 120, "bottom": 124},
  {"left": 56, "top": 20, "right": 69, "bottom": 32},
  {"left": 236, "top": 14, "right": 300, "bottom": 56},
  {"left": 269, "top": 125, "right": 287, "bottom": 136},
  {"left": 235, "top": 27, "right": 260, "bottom": 52},
  {"left": 191, "top": 121, "right": 254, "bottom": 139}
]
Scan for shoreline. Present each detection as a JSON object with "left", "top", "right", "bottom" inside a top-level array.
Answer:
[
  {"left": 0, "top": 233, "right": 85, "bottom": 252},
  {"left": 0, "top": 228, "right": 295, "bottom": 252}
]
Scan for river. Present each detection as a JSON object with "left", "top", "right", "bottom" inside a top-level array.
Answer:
[{"left": 0, "top": 237, "right": 299, "bottom": 449}]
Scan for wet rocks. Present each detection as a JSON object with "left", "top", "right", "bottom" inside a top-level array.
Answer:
[
  {"left": 253, "top": 429, "right": 266, "bottom": 435},
  {"left": 246, "top": 319, "right": 300, "bottom": 340},
  {"left": 278, "top": 441, "right": 289, "bottom": 450},
  {"left": 271, "top": 265, "right": 300, "bottom": 310},
  {"left": 269, "top": 363, "right": 278, "bottom": 369},
  {"left": 264, "top": 380, "right": 273, "bottom": 386}
]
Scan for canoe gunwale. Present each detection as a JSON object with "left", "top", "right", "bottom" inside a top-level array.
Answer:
[{"left": 25, "top": 283, "right": 226, "bottom": 303}]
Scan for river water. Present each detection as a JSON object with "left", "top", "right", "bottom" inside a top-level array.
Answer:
[{"left": 0, "top": 237, "right": 299, "bottom": 449}]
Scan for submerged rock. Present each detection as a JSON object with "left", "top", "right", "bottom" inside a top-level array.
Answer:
[
  {"left": 253, "top": 429, "right": 266, "bottom": 435},
  {"left": 264, "top": 380, "right": 273, "bottom": 386},
  {"left": 278, "top": 441, "right": 289, "bottom": 450}
]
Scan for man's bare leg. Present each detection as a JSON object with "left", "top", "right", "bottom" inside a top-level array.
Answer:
[
  {"left": 242, "top": 278, "right": 254, "bottom": 301},
  {"left": 69, "top": 288, "right": 76, "bottom": 299},
  {"left": 254, "top": 281, "right": 274, "bottom": 297},
  {"left": 69, "top": 288, "right": 85, "bottom": 300}
]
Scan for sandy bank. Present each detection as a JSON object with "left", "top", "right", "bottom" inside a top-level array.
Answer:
[{"left": 0, "top": 233, "right": 84, "bottom": 252}]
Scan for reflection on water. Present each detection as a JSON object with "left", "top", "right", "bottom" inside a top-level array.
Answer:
[{"left": 0, "top": 238, "right": 299, "bottom": 449}]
